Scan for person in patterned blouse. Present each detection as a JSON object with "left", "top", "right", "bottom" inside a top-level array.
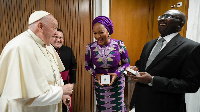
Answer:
[{"left": 85, "top": 16, "right": 130, "bottom": 111}]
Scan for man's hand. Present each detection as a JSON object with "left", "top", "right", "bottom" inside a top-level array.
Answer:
[
  {"left": 62, "top": 84, "right": 73, "bottom": 95},
  {"left": 62, "top": 95, "right": 71, "bottom": 107},
  {"left": 130, "top": 72, "right": 152, "bottom": 84},
  {"left": 96, "top": 74, "right": 104, "bottom": 86},
  {"left": 108, "top": 73, "right": 117, "bottom": 86}
]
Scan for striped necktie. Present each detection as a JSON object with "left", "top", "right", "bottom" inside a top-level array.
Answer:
[{"left": 146, "top": 38, "right": 165, "bottom": 69}]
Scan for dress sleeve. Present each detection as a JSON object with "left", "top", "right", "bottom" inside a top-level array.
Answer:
[
  {"left": 85, "top": 44, "right": 96, "bottom": 76},
  {"left": 115, "top": 40, "right": 130, "bottom": 77}
]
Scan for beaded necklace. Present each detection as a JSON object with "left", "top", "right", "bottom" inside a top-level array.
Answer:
[{"left": 27, "top": 31, "right": 58, "bottom": 85}]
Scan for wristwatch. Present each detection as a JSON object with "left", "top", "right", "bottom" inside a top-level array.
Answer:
[{"left": 148, "top": 76, "right": 154, "bottom": 86}]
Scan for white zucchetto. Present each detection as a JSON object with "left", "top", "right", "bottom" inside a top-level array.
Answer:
[{"left": 29, "top": 10, "right": 50, "bottom": 25}]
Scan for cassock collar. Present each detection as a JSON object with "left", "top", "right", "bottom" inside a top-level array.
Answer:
[
  {"left": 27, "top": 29, "right": 46, "bottom": 47},
  {"left": 59, "top": 45, "right": 64, "bottom": 50}
]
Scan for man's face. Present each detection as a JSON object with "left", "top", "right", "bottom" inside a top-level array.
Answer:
[
  {"left": 158, "top": 10, "right": 184, "bottom": 37},
  {"left": 93, "top": 23, "right": 110, "bottom": 46},
  {"left": 42, "top": 15, "right": 58, "bottom": 46},
  {"left": 51, "top": 31, "right": 64, "bottom": 49}
]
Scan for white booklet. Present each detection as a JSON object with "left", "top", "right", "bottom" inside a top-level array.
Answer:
[{"left": 101, "top": 75, "right": 110, "bottom": 84}]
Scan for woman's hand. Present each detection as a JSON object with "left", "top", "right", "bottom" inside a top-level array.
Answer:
[
  {"left": 96, "top": 74, "right": 104, "bottom": 86},
  {"left": 108, "top": 73, "right": 117, "bottom": 86}
]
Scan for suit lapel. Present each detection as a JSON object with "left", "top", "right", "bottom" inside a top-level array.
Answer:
[
  {"left": 146, "top": 34, "right": 185, "bottom": 71},
  {"left": 143, "top": 39, "right": 157, "bottom": 68}
]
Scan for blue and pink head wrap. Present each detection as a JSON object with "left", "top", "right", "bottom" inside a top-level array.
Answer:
[{"left": 92, "top": 16, "right": 114, "bottom": 35}]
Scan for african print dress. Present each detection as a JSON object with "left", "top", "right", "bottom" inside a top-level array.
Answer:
[{"left": 85, "top": 38, "right": 130, "bottom": 111}]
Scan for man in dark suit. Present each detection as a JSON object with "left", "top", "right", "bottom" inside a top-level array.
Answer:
[{"left": 129, "top": 9, "right": 200, "bottom": 112}]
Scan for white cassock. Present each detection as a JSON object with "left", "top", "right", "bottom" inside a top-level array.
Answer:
[{"left": 0, "top": 29, "right": 65, "bottom": 112}]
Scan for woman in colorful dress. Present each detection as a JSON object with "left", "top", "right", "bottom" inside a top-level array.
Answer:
[{"left": 85, "top": 16, "right": 130, "bottom": 111}]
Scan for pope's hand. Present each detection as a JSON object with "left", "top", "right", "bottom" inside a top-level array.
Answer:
[
  {"left": 62, "top": 84, "right": 73, "bottom": 95},
  {"left": 62, "top": 95, "right": 71, "bottom": 107}
]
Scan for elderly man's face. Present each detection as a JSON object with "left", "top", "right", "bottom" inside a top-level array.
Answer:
[
  {"left": 157, "top": 10, "right": 185, "bottom": 37},
  {"left": 93, "top": 23, "right": 110, "bottom": 46},
  {"left": 42, "top": 15, "right": 58, "bottom": 46},
  {"left": 51, "top": 31, "right": 64, "bottom": 49}
]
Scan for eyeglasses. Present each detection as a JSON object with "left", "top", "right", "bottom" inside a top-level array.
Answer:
[{"left": 157, "top": 14, "right": 182, "bottom": 21}]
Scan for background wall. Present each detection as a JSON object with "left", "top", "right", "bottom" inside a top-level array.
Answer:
[{"left": 110, "top": 0, "right": 189, "bottom": 110}]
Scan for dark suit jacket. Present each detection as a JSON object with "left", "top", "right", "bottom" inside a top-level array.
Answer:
[{"left": 130, "top": 34, "right": 200, "bottom": 112}]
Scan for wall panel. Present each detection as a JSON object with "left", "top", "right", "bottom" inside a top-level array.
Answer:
[{"left": 0, "top": 0, "right": 43, "bottom": 53}]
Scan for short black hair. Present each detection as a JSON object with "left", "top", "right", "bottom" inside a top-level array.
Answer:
[{"left": 57, "top": 28, "right": 63, "bottom": 33}]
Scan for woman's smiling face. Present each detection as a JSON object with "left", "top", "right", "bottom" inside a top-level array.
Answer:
[{"left": 93, "top": 23, "right": 110, "bottom": 46}]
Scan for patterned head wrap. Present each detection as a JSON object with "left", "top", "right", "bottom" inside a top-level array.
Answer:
[{"left": 92, "top": 16, "right": 114, "bottom": 35}]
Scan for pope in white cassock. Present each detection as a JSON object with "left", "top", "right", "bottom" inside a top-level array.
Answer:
[{"left": 0, "top": 11, "right": 73, "bottom": 112}]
